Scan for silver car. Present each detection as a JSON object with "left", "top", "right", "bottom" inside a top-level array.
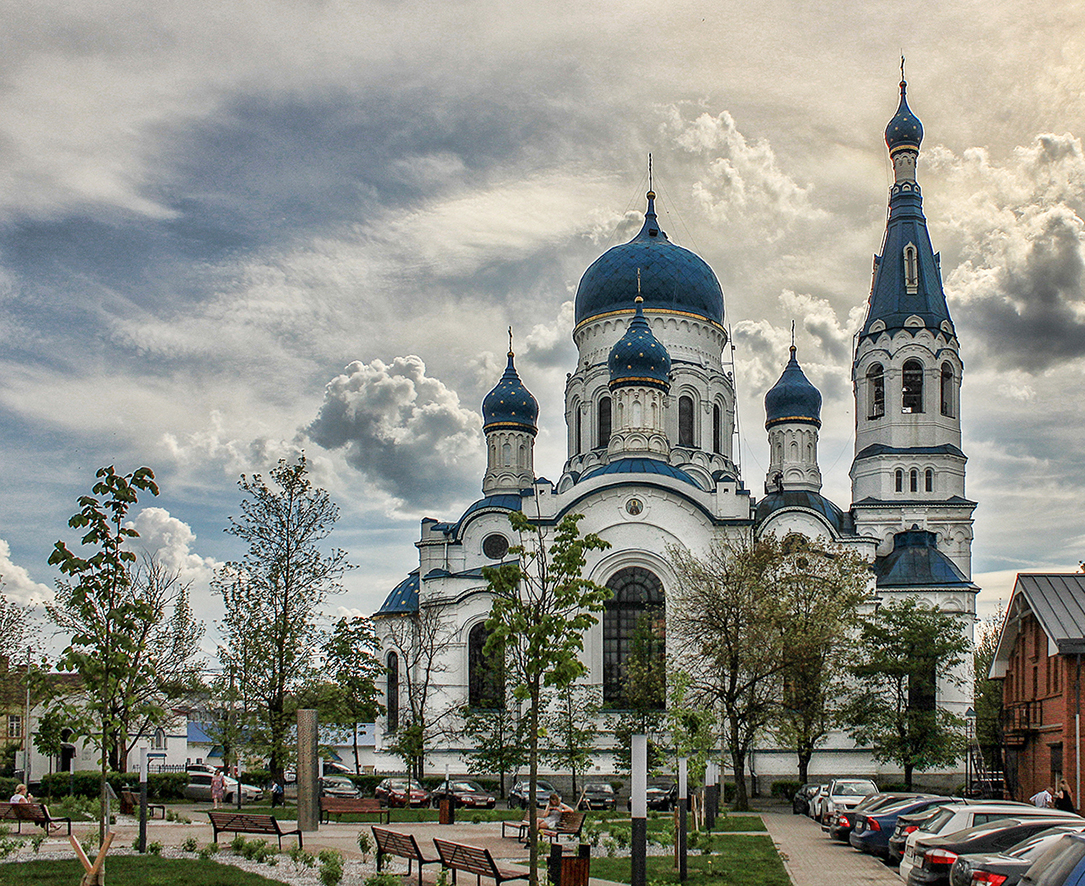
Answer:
[{"left": 183, "top": 771, "right": 263, "bottom": 804}]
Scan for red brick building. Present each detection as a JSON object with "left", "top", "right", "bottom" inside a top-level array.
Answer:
[{"left": 990, "top": 574, "right": 1085, "bottom": 804}]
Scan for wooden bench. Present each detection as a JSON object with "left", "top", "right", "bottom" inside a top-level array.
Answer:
[
  {"left": 320, "top": 796, "right": 390, "bottom": 823},
  {"left": 12, "top": 802, "right": 72, "bottom": 835},
  {"left": 433, "top": 837, "right": 529, "bottom": 886},
  {"left": 0, "top": 802, "right": 20, "bottom": 833},
  {"left": 540, "top": 810, "right": 585, "bottom": 844},
  {"left": 119, "top": 789, "right": 166, "bottom": 819},
  {"left": 372, "top": 827, "right": 442, "bottom": 886},
  {"left": 207, "top": 810, "right": 302, "bottom": 849},
  {"left": 500, "top": 811, "right": 532, "bottom": 842}
]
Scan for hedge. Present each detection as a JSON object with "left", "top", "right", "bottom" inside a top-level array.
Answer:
[
  {"left": 771, "top": 781, "right": 802, "bottom": 799},
  {"left": 40, "top": 771, "right": 189, "bottom": 800}
]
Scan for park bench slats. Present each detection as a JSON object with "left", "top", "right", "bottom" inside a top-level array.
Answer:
[
  {"left": 434, "top": 836, "right": 529, "bottom": 886},
  {"left": 541, "top": 811, "right": 585, "bottom": 844},
  {"left": 12, "top": 802, "right": 72, "bottom": 835},
  {"left": 501, "top": 811, "right": 531, "bottom": 841},
  {"left": 373, "top": 826, "right": 442, "bottom": 886},
  {"left": 207, "top": 810, "right": 302, "bottom": 849},
  {"left": 320, "top": 796, "right": 391, "bottom": 823},
  {"left": 0, "top": 802, "right": 21, "bottom": 833}
]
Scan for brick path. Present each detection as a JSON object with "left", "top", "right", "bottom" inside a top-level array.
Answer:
[{"left": 760, "top": 806, "right": 902, "bottom": 885}]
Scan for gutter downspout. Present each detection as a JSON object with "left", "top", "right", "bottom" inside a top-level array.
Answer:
[{"left": 1076, "top": 653, "right": 1081, "bottom": 807}]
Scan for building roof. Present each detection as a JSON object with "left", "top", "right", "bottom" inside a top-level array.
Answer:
[
  {"left": 991, "top": 574, "right": 1085, "bottom": 677},
  {"left": 764, "top": 346, "right": 821, "bottom": 428},
  {"left": 754, "top": 489, "right": 854, "bottom": 535},
  {"left": 574, "top": 191, "right": 724, "bottom": 327},
  {"left": 188, "top": 721, "right": 215, "bottom": 744},
  {"left": 608, "top": 297, "right": 671, "bottom": 390},
  {"left": 885, "top": 77, "right": 924, "bottom": 153},
  {"left": 374, "top": 570, "right": 420, "bottom": 616},
  {"left": 580, "top": 457, "right": 702, "bottom": 488},
  {"left": 854, "top": 443, "right": 966, "bottom": 461},
  {"left": 873, "top": 528, "right": 977, "bottom": 589},
  {"left": 482, "top": 350, "right": 538, "bottom": 433}
]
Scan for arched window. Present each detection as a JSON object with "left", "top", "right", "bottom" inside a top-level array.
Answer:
[
  {"left": 468, "top": 623, "right": 504, "bottom": 709},
  {"left": 940, "top": 363, "right": 954, "bottom": 417},
  {"left": 895, "top": 469, "right": 904, "bottom": 492},
  {"left": 152, "top": 728, "right": 166, "bottom": 751},
  {"left": 386, "top": 652, "right": 399, "bottom": 732},
  {"left": 575, "top": 408, "right": 582, "bottom": 455},
  {"left": 598, "top": 397, "right": 611, "bottom": 448},
  {"left": 925, "top": 469, "right": 934, "bottom": 492},
  {"left": 603, "top": 567, "right": 665, "bottom": 708},
  {"left": 902, "top": 360, "right": 924, "bottom": 413},
  {"left": 868, "top": 364, "right": 885, "bottom": 418},
  {"left": 904, "top": 243, "right": 919, "bottom": 292},
  {"left": 910, "top": 469, "right": 919, "bottom": 493},
  {"left": 678, "top": 396, "right": 695, "bottom": 447},
  {"left": 712, "top": 403, "right": 722, "bottom": 453},
  {"left": 501, "top": 442, "right": 511, "bottom": 465}
]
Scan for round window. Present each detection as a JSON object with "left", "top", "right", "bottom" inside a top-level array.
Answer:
[{"left": 483, "top": 534, "right": 509, "bottom": 560}]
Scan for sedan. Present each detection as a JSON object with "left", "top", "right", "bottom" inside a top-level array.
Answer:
[
  {"left": 905, "top": 816, "right": 1085, "bottom": 886},
  {"left": 320, "top": 775, "right": 362, "bottom": 799},
  {"left": 430, "top": 780, "right": 496, "bottom": 809},
  {"left": 852, "top": 796, "right": 955, "bottom": 858},
  {"left": 579, "top": 783, "right": 617, "bottom": 811},
  {"left": 183, "top": 772, "right": 263, "bottom": 804},
  {"left": 793, "top": 783, "right": 823, "bottom": 816},
  {"left": 1018, "top": 833, "right": 1085, "bottom": 885},
  {"left": 375, "top": 777, "right": 430, "bottom": 807},
  {"left": 819, "top": 777, "right": 878, "bottom": 826},
  {"left": 950, "top": 824, "right": 1085, "bottom": 886},
  {"left": 508, "top": 779, "right": 557, "bottom": 809},
  {"left": 829, "top": 792, "right": 931, "bottom": 842},
  {"left": 626, "top": 784, "right": 679, "bottom": 811}
]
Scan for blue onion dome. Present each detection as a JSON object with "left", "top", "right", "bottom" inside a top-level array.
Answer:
[
  {"left": 482, "top": 350, "right": 538, "bottom": 434},
  {"left": 608, "top": 297, "right": 671, "bottom": 391},
  {"left": 885, "top": 77, "right": 923, "bottom": 154},
  {"left": 764, "top": 346, "right": 822, "bottom": 428},
  {"left": 574, "top": 191, "right": 724, "bottom": 327}
]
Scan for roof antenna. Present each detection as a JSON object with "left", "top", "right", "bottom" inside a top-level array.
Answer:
[
  {"left": 508, "top": 326, "right": 514, "bottom": 356},
  {"left": 648, "top": 153, "right": 653, "bottom": 193},
  {"left": 791, "top": 319, "right": 796, "bottom": 349}
]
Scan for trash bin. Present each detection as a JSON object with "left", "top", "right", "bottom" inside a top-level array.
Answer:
[
  {"left": 547, "top": 843, "right": 590, "bottom": 886},
  {"left": 439, "top": 795, "right": 455, "bottom": 825}
]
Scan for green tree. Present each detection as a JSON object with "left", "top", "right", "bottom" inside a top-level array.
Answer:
[
  {"left": 0, "top": 583, "right": 31, "bottom": 662},
  {"left": 214, "top": 456, "right": 349, "bottom": 780},
  {"left": 323, "top": 616, "right": 384, "bottom": 773},
  {"left": 669, "top": 537, "right": 792, "bottom": 811},
  {"left": 459, "top": 690, "right": 526, "bottom": 798},
  {"left": 544, "top": 683, "right": 600, "bottom": 798},
  {"left": 842, "top": 597, "right": 970, "bottom": 788},
  {"left": 666, "top": 670, "right": 717, "bottom": 788},
  {"left": 34, "top": 706, "right": 69, "bottom": 777},
  {"left": 47, "top": 464, "right": 159, "bottom": 849},
  {"left": 973, "top": 609, "right": 1005, "bottom": 775},
  {"left": 611, "top": 615, "right": 668, "bottom": 775},
  {"left": 484, "top": 511, "right": 610, "bottom": 886},
  {"left": 770, "top": 534, "right": 870, "bottom": 784}
]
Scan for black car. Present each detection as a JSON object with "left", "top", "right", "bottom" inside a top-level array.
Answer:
[
  {"left": 1018, "top": 833, "right": 1085, "bottom": 886},
  {"left": 430, "top": 780, "right": 496, "bottom": 809},
  {"left": 906, "top": 816, "right": 1085, "bottom": 886},
  {"left": 793, "top": 783, "right": 823, "bottom": 816},
  {"left": 579, "top": 783, "right": 617, "bottom": 810},
  {"left": 508, "top": 779, "right": 557, "bottom": 809},
  {"left": 950, "top": 824, "right": 1085, "bottom": 886},
  {"left": 626, "top": 784, "right": 679, "bottom": 811}
]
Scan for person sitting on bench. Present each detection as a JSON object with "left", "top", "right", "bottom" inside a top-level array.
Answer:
[{"left": 539, "top": 793, "right": 571, "bottom": 838}]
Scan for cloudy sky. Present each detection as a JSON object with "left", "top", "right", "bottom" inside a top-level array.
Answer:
[{"left": 2, "top": 0, "right": 1084, "bottom": 656}]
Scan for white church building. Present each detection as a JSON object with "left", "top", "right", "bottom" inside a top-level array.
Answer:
[{"left": 369, "top": 76, "right": 980, "bottom": 788}]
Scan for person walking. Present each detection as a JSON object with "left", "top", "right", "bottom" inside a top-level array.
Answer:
[
  {"left": 1030, "top": 785, "right": 1054, "bottom": 808},
  {"left": 211, "top": 769, "right": 226, "bottom": 808}
]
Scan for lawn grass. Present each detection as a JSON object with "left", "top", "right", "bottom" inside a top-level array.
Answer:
[
  {"left": 0, "top": 856, "right": 289, "bottom": 886},
  {"left": 588, "top": 835, "right": 789, "bottom": 886},
  {"left": 710, "top": 814, "right": 766, "bottom": 832}
]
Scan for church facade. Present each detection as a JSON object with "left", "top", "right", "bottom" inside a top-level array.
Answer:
[{"left": 370, "top": 77, "right": 979, "bottom": 786}]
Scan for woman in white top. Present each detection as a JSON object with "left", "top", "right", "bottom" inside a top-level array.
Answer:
[{"left": 9, "top": 783, "right": 31, "bottom": 803}]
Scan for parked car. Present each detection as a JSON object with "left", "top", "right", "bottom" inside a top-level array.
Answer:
[
  {"left": 792, "top": 783, "right": 823, "bottom": 816},
  {"left": 818, "top": 777, "right": 878, "bottom": 826},
  {"left": 899, "top": 803, "right": 1070, "bottom": 883},
  {"left": 323, "top": 761, "right": 355, "bottom": 777},
  {"left": 626, "top": 784, "right": 679, "bottom": 812},
  {"left": 851, "top": 796, "right": 956, "bottom": 858},
  {"left": 320, "top": 775, "right": 362, "bottom": 799},
  {"left": 508, "top": 779, "right": 557, "bottom": 809},
  {"left": 375, "top": 777, "right": 430, "bottom": 807},
  {"left": 829, "top": 792, "right": 929, "bottom": 842},
  {"left": 579, "top": 783, "right": 617, "bottom": 811},
  {"left": 904, "top": 816, "right": 1085, "bottom": 886},
  {"left": 950, "top": 824, "right": 1085, "bottom": 886},
  {"left": 808, "top": 785, "right": 828, "bottom": 821},
  {"left": 183, "top": 771, "right": 263, "bottom": 804},
  {"left": 1017, "top": 832, "right": 1085, "bottom": 886},
  {"left": 430, "top": 780, "right": 496, "bottom": 809}
]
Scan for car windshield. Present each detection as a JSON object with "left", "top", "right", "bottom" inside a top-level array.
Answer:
[
  {"left": 835, "top": 781, "right": 876, "bottom": 796},
  {"left": 452, "top": 782, "right": 481, "bottom": 792},
  {"left": 586, "top": 784, "right": 613, "bottom": 793}
]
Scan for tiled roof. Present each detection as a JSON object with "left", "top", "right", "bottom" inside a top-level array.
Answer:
[
  {"left": 374, "top": 570, "right": 420, "bottom": 616},
  {"left": 755, "top": 489, "right": 854, "bottom": 535},
  {"left": 581, "top": 457, "right": 702, "bottom": 488},
  {"left": 873, "top": 528, "right": 976, "bottom": 589}
]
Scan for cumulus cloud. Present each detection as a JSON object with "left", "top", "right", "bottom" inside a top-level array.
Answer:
[
  {"left": 0, "top": 538, "right": 52, "bottom": 607},
  {"left": 307, "top": 356, "right": 484, "bottom": 508},
  {"left": 127, "top": 507, "right": 222, "bottom": 589},
  {"left": 662, "top": 106, "right": 825, "bottom": 234},
  {"left": 934, "top": 133, "right": 1085, "bottom": 371}
]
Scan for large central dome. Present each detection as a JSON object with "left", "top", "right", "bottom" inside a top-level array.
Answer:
[{"left": 574, "top": 191, "right": 725, "bottom": 327}]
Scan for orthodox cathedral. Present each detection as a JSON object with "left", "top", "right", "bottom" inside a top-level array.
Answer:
[{"left": 371, "top": 76, "right": 979, "bottom": 784}]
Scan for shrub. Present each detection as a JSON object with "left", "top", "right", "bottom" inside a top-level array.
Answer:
[
  {"left": 197, "top": 843, "right": 220, "bottom": 860},
  {"left": 30, "top": 833, "right": 46, "bottom": 855},
  {"left": 230, "top": 834, "right": 247, "bottom": 853},
  {"left": 39, "top": 771, "right": 189, "bottom": 801},
  {"left": 356, "top": 831, "right": 372, "bottom": 861},
  {"left": 318, "top": 849, "right": 344, "bottom": 886},
  {"left": 288, "top": 846, "right": 316, "bottom": 867},
  {"left": 771, "top": 781, "right": 801, "bottom": 799},
  {"left": 148, "top": 841, "right": 163, "bottom": 856},
  {"left": 0, "top": 837, "right": 24, "bottom": 859},
  {"left": 180, "top": 836, "right": 199, "bottom": 853},
  {"left": 240, "top": 838, "right": 272, "bottom": 862}
]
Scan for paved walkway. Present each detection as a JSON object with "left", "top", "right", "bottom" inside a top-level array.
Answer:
[{"left": 760, "top": 806, "right": 902, "bottom": 886}]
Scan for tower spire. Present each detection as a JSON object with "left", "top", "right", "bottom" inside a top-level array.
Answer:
[
  {"left": 648, "top": 153, "right": 653, "bottom": 193},
  {"left": 508, "top": 325, "right": 513, "bottom": 356}
]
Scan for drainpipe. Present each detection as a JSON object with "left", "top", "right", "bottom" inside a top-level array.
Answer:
[{"left": 1076, "top": 653, "right": 1081, "bottom": 807}]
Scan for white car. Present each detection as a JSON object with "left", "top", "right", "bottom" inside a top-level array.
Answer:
[
  {"left": 897, "top": 801, "right": 1068, "bottom": 882},
  {"left": 808, "top": 785, "right": 828, "bottom": 821},
  {"left": 819, "top": 778, "right": 878, "bottom": 826}
]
